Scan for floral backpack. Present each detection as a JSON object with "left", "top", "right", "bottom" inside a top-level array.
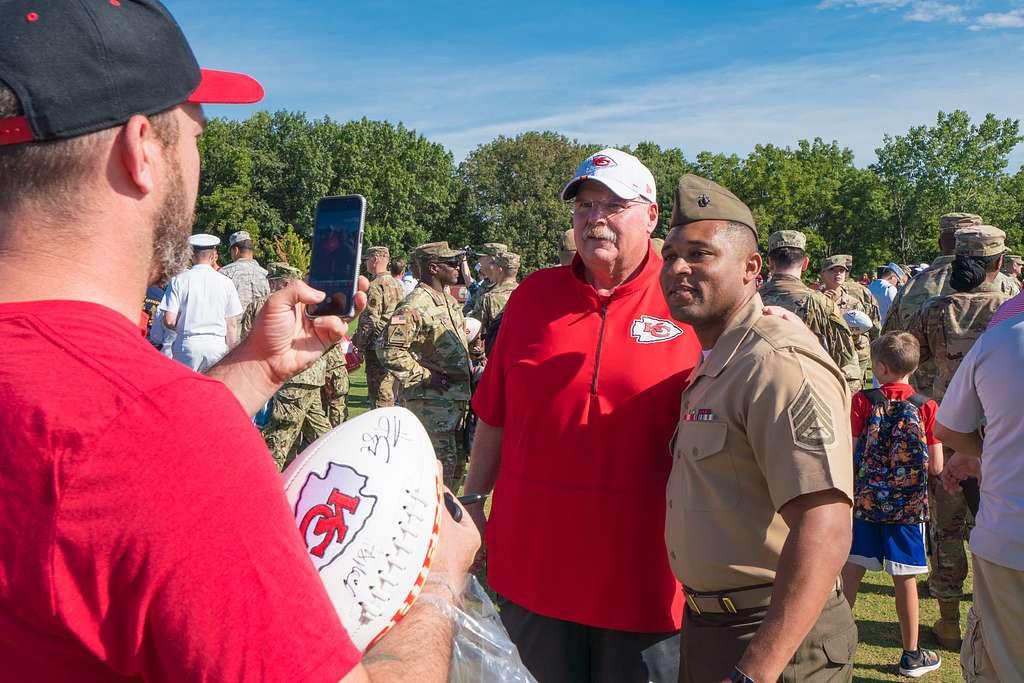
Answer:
[{"left": 853, "top": 389, "right": 930, "bottom": 524}]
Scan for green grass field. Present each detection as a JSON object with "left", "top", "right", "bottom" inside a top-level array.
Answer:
[{"left": 349, "top": 364, "right": 966, "bottom": 681}]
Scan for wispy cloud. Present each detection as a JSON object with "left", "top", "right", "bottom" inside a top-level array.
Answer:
[
  {"left": 818, "top": 0, "right": 969, "bottom": 24},
  {"left": 969, "top": 8, "right": 1024, "bottom": 29}
]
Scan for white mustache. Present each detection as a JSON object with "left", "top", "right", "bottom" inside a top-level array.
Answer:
[{"left": 584, "top": 226, "right": 618, "bottom": 243}]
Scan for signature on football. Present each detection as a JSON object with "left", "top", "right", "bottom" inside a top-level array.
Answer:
[{"left": 360, "top": 414, "right": 410, "bottom": 463}]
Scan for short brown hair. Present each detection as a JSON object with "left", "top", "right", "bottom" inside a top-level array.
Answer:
[
  {"left": 870, "top": 332, "right": 920, "bottom": 377},
  {"left": 390, "top": 258, "right": 406, "bottom": 277},
  {"left": 0, "top": 81, "right": 178, "bottom": 211}
]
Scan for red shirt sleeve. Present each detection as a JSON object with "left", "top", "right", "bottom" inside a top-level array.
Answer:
[
  {"left": 850, "top": 391, "right": 870, "bottom": 438},
  {"left": 54, "top": 379, "right": 360, "bottom": 682},
  {"left": 922, "top": 399, "right": 940, "bottom": 445}
]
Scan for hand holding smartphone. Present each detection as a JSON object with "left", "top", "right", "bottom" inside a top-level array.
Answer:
[{"left": 306, "top": 195, "right": 366, "bottom": 318}]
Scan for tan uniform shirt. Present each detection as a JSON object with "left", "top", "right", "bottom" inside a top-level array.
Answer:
[{"left": 666, "top": 294, "right": 853, "bottom": 592}]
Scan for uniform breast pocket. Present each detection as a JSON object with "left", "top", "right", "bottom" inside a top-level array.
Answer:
[{"left": 673, "top": 421, "right": 738, "bottom": 511}]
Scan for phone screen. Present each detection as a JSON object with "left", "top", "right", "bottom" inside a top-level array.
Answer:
[{"left": 307, "top": 195, "right": 365, "bottom": 317}]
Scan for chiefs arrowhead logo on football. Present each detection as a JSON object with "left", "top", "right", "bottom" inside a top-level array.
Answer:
[{"left": 630, "top": 315, "right": 683, "bottom": 344}]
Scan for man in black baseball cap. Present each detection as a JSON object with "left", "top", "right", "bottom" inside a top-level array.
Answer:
[{"left": 0, "top": 2, "right": 478, "bottom": 681}]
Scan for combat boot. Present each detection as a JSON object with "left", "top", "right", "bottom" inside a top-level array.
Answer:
[{"left": 932, "top": 599, "right": 962, "bottom": 650}]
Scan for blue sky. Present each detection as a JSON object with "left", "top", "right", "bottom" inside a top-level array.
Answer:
[{"left": 168, "top": 0, "right": 1024, "bottom": 169}]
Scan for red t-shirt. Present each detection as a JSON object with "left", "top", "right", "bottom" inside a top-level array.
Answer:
[
  {"left": 473, "top": 249, "right": 701, "bottom": 632},
  {"left": 851, "top": 382, "right": 940, "bottom": 444},
  {"left": 0, "top": 300, "right": 359, "bottom": 682}
]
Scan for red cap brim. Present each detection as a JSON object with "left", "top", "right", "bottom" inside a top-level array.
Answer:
[{"left": 188, "top": 68, "right": 264, "bottom": 104}]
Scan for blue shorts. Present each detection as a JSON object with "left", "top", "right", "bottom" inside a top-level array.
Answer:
[{"left": 848, "top": 518, "right": 928, "bottom": 576}]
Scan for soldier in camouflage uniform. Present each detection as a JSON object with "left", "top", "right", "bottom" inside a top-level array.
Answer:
[
  {"left": 839, "top": 255, "right": 881, "bottom": 334},
  {"left": 759, "top": 230, "right": 861, "bottom": 391},
  {"left": 352, "top": 246, "right": 405, "bottom": 408},
  {"left": 472, "top": 251, "right": 519, "bottom": 334},
  {"left": 884, "top": 213, "right": 1018, "bottom": 391},
  {"left": 379, "top": 242, "right": 472, "bottom": 489},
  {"left": 240, "top": 262, "right": 331, "bottom": 471},
  {"left": 820, "top": 255, "right": 877, "bottom": 388},
  {"left": 321, "top": 343, "right": 350, "bottom": 427},
  {"left": 558, "top": 228, "right": 576, "bottom": 266},
  {"left": 907, "top": 226, "right": 1012, "bottom": 650},
  {"left": 1000, "top": 253, "right": 1022, "bottom": 283},
  {"left": 462, "top": 243, "right": 508, "bottom": 316},
  {"left": 219, "top": 230, "right": 270, "bottom": 312}
]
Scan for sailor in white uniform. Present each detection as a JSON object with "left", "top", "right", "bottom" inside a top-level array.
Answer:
[{"left": 159, "top": 234, "right": 243, "bottom": 373}]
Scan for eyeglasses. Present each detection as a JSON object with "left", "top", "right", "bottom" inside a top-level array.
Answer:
[{"left": 570, "top": 199, "right": 648, "bottom": 218}]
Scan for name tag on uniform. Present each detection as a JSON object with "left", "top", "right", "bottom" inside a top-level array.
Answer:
[{"left": 683, "top": 409, "right": 716, "bottom": 422}]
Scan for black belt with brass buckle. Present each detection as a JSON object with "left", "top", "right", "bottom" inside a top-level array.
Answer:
[{"left": 684, "top": 582, "right": 775, "bottom": 615}]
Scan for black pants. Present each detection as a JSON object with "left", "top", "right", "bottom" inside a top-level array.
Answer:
[
  {"left": 498, "top": 595, "right": 680, "bottom": 683},
  {"left": 679, "top": 589, "right": 856, "bottom": 683}
]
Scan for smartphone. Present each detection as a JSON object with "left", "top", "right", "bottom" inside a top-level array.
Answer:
[{"left": 307, "top": 195, "right": 365, "bottom": 318}]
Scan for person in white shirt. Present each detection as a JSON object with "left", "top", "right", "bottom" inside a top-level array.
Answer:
[
  {"left": 159, "top": 234, "right": 243, "bottom": 372},
  {"left": 935, "top": 314, "right": 1024, "bottom": 682},
  {"left": 868, "top": 263, "right": 904, "bottom": 324}
]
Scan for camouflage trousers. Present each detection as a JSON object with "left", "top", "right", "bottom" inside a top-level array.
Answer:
[
  {"left": 323, "top": 366, "right": 350, "bottom": 428},
  {"left": 364, "top": 356, "right": 396, "bottom": 409},
  {"left": 263, "top": 383, "right": 331, "bottom": 471},
  {"left": 928, "top": 468, "right": 974, "bottom": 601},
  {"left": 404, "top": 398, "right": 469, "bottom": 490}
]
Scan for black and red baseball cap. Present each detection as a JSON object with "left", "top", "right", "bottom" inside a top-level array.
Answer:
[{"left": 0, "top": 0, "right": 263, "bottom": 147}]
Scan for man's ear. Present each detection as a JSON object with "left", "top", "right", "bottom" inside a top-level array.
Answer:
[
  {"left": 647, "top": 203, "right": 659, "bottom": 235},
  {"left": 119, "top": 114, "right": 159, "bottom": 195},
  {"left": 800, "top": 255, "right": 810, "bottom": 273}
]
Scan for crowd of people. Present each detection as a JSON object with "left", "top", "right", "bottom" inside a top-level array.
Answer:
[{"left": 1, "top": 2, "right": 1022, "bottom": 683}]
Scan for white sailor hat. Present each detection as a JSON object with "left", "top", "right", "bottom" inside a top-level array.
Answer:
[{"left": 188, "top": 233, "right": 220, "bottom": 249}]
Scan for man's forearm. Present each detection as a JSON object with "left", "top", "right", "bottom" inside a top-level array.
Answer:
[
  {"left": 463, "top": 421, "right": 504, "bottom": 495},
  {"left": 736, "top": 492, "right": 851, "bottom": 682},
  {"left": 934, "top": 424, "right": 983, "bottom": 459},
  {"left": 359, "top": 580, "right": 459, "bottom": 682}
]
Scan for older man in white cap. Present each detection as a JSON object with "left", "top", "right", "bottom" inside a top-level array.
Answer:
[
  {"left": 464, "top": 148, "right": 703, "bottom": 682},
  {"left": 219, "top": 229, "right": 269, "bottom": 310},
  {"left": 159, "top": 233, "right": 243, "bottom": 372}
]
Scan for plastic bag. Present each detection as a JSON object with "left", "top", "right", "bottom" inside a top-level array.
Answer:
[{"left": 422, "top": 576, "right": 537, "bottom": 682}]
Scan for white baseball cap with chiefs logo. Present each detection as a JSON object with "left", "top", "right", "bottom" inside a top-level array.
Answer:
[{"left": 560, "top": 148, "right": 658, "bottom": 204}]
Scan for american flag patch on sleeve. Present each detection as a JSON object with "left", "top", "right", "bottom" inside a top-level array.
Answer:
[{"left": 391, "top": 314, "right": 407, "bottom": 324}]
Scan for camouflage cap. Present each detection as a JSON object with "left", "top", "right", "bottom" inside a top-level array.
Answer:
[
  {"left": 494, "top": 251, "right": 521, "bottom": 270},
  {"left": 955, "top": 225, "right": 1006, "bottom": 257},
  {"left": 768, "top": 230, "right": 807, "bottom": 252},
  {"left": 670, "top": 174, "right": 756, "bottom": 234},
  {"left": 412, "top": 241, "right": 464, "bottom": 262},
  {"left": 363, "top": 246, "right": 390, "bottom": 260},
  {"left": 476, "top": 243, "right": 509, "bottom": 257},
  {"left": 820, "top": 255, "right": 849, "bottom": 271},
  {"left": 267, "top": 262, "right": 302, "bottom": 280},
  {"left": 559, "top": 229, "right": 576, "bottom": 252},
  {"left": 940, "top": 212, "right": 983, "bottom": 234}
]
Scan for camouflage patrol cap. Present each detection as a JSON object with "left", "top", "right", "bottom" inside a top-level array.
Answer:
[
  {"left": 476, "top": 243, "right": 509, "bottom": 257},
  {"left": 559, "top": 229, "right": 576, "bottom": 252},
  {"left": 820, "top": 255, "right": 849, "bottom": 271},
  {"left": 267, "top": 262, "right": 302, "bottom": 280},
  {"left": 768, "top": 230, "right": 807, "bottom": 252},
  {"left": 412, "top": 241, "right": 464, "bottom": 262},
  {"left": 670, "top": 174, "right": 756, "bottom": 235},
  {"left": 940, "top": 212, "right": 983, "bottom": 234},
  {"left": 363, "top": 246, "right": 390, "bottom": 260},
  {"left": 494, "top": 251, "right": 521, "bottom": 270},
  {"left": 1003, "top": 254, "right": 1022, "bottom": 268},
  {"left": 955, "top": 225, "right": 1006, "bottom": 257}
]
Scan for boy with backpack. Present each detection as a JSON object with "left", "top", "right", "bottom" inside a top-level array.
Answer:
[{"left": 840, "top": 332, "right": 944, "bottom": 677}]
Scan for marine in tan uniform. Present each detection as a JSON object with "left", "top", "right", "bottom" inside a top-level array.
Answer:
[
  {"left": 240, "top": 262, "right": 331, "bottom": 470},
  {"left": 661, "top": 174, "right": 856, "bottom": 683},
  {"left": 820, "top": 255, "right": 877, "bottom": 388},
  {"left": 907, "top": 226, "right": 1012, "bottom": 649},
  {"left": 472, "top": 251, "right": 519, "bottom": 333},
  {"left": 759, "top": 230, "right": 861, "bottom": 392},
  {"left": 352, "top": 246, "right": 406, "bottom": 408},
  {"left": 379, "top": 242, "right": 473, "bottom": 488}
]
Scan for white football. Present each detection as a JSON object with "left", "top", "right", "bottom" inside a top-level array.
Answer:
[
  {"left": 282, "top": 407, "right": 442, "bottom": 652},
  {"left": 843, "top": 309, "right": 873, "bottom": 333}
]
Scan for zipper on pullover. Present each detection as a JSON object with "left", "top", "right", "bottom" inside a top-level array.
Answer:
[{"left": 591, "top": 298, "right": 610, "bottom": 395}]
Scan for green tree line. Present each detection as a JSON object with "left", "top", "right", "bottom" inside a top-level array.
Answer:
[{"left": 195, "top": 110, "right": 1023, "bottom": 276}]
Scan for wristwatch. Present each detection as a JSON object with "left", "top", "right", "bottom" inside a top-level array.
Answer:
[{"left": 729, "top": 668, "right": 756, "bottom": 683}]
